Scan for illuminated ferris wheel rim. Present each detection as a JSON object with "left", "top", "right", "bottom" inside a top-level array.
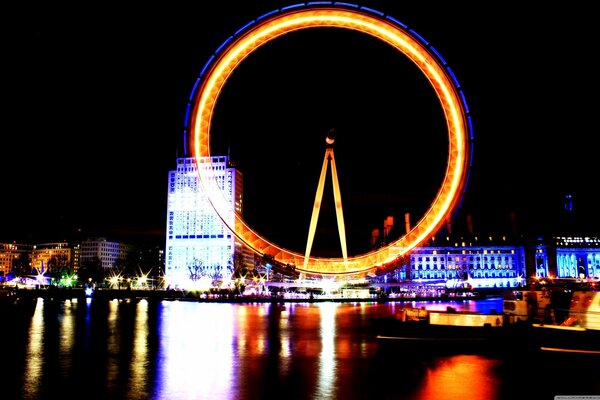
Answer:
[{"left": 188, "top": 3, "right": 473, "bottom": 277}]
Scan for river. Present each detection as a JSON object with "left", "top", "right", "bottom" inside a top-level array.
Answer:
[{"left": 0, "top": 296, "right": 597, "bottom": 399}]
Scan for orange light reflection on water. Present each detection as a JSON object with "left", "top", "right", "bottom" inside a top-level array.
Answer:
[{"left": 415, "top": 355, "right": 501, "bottom": 400}]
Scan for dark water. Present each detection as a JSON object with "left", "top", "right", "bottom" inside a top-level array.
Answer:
[{"left": 0, "top": 297, "right": 598, "bottom": 400}]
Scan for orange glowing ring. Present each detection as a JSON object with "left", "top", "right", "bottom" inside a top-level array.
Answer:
[{"left": 189, "top": 4, "right": 472, "bottom": 278}]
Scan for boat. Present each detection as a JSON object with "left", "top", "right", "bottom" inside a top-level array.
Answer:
[
  {"left": 373, "top": 306, "right": 513, "bottom": 355},
  {"left": 373, "top": 288, "right": 600, "bottom": 356},
  {"left": 522, "top": 289, "right": 600, "bottom": 355}
]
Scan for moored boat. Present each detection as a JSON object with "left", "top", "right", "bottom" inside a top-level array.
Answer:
[
  {"left": 373, "top": 306, "right": 512, "bottom": 355},
  {"left": 373, "top": 288, "right": 600, "bottom": 356},
  {"left": 524, "top": 289, "right": 600, "bottom": 355}
]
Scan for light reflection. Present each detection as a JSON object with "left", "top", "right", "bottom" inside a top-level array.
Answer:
[
  {"left": 254, "top": 304, "right": 267, "bottom": 356},
  {"left": 127, "top": 299, "right": 149, "bottom": 398},
  {"left": 23, "top": 298, "right": 44, "bottom": 399},
  {"left": 156, "top": 302, "right": 235, "bottom": 399},
  {"left": 234, "top": 305, "right": 248, "bottom": 356},
  {"left": 279, "top": 305, "right": 291, "bottom": 360},
  {"left": 316, "top": 302, "right": 338, "bottom": 399},
  {"left": 415, "top": 355, "right": 500, "bottom": 400},
  {"left": 106, "top": 299, "right": 120, "bottom": 386},
  {"left": 82, "top": 297, "right": 92, "bottom": 354},
  {"left": 5, "top": 298, "right": 530, "bottom": 398},
  {"left": 58, "top": 299, "right": 75, "bottom": 378}
]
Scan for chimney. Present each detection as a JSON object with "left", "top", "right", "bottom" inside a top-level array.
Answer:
[
  {"left": 446, "top": 215, "right": 452, "bottom": 234},
  {"left": 383, "top": 216, "right": 394, "bottom": 239},
  {"left": 510, "top": 212, "right": 518, "bottom": 236},
  {"left": 405, "top": 213, "right": 411, "bottom": 234},
  {"left": 371, "top": 228, "right": 380, "bottom": 247}
]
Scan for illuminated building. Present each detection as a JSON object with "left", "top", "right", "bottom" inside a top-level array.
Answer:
[
  {"left": 0, "top": 243, "right": 32, "bottom": 279},
  {"left": 30, "top": 242, "right": 72, "bottom": 274},
  {"left": 164, "top": 156, "right": 243, "bottom": 289},
  {"left": 399, "top": 239, "right": 527, "bottom": 289},
  {"left": 549, "top": 236, "right": 600, "bottom": 279},
  {"left": 80, "top": 237, "right": 132, "bottom": 270},
  {"left": 381, "top": 234, "right": 600, "bottom": 289}
]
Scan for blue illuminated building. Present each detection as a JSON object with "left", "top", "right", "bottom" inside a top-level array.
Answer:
[
  {"left": 164, "top": 156, "right": 243, "bottom": 289},
  {"left": 382, "top": 233, "right": 600, "bottom": 289}
]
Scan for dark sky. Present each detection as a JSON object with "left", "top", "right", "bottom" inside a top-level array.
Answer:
[{"left": 5, "top": 1, "right": 599, "bottom": 254}]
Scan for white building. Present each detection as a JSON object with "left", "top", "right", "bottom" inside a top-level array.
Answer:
[
  {"left": 80, "top": 238, "right": 132, "bottom": 271},
  {"left": 164, "top": 156, "right": 243, "bottom": 289}
]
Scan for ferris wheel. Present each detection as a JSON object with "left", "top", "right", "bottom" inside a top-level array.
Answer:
[{"left": 186, "top": 3, "right": 473, "bottom": 279}]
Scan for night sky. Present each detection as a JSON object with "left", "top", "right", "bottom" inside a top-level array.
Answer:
[{"left": 5, "top": 1, "right": 599, "bottom": 254}]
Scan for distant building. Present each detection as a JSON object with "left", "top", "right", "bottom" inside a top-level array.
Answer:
[
  {"left": 164, "top": 156, "right": 243, "bottom": 289},
  {"left": 551, "top": 236, "right": 600, "bottom": 279},
  {"left": 381, "top": 234, "right": 600, "bottom": 289},
  {"left": 72, "top": 243, "right": 81, "bottom": 274},
  {"left": 0, "top": 242, "right": 32, "bottom": 279},
  {"left": 389, "top": 235, "right": 527, "bottom": 289},
  {"left": 80, "top": 237, "right": 133, "bottom": 271},
  {"left": 30, "top": 242, "right": 72, "bottom": 274}
]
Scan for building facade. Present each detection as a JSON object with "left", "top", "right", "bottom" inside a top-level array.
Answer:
[
  {"left": 400, "top": 242, "right": 527, "bottom": 289},
  {"left": 164, "top": 156, "right": 243, "bottom": 289},
  {"left": 30, "top": 242, "right": 72, "bottom": 275},
  {"left": 80, "top": 238, "right": 133, "bottom": 271},
  {"left": 386, "top": 235, "right": 600, "bottom": 289},
  {"left": 0, "top": 242, "right": 32, "bottom": 280},
  {"left": 551, "top": 236, "right": 600, "bottom": 279}
]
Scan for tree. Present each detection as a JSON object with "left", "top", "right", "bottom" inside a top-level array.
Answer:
[
  {"left": 188, "top": 258, "right": 203, "bottom": 281},
  {"left": 79, "top": 257, "right": 102, "bottom": 284},
  {"left": 11, "top": 252, "right": 29, "bottom": 277}
]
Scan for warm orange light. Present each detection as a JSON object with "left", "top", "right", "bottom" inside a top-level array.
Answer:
[{"left": 190, "top": 5, "right": 471, "bottom": 278}]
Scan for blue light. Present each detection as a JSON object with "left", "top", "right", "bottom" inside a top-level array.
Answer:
[
  {"left": 459, "top": 90, "right": 470, "bottom": 114},
  {"left": 359, "top": 6, "right": 384, "bottom": 16},
  {"left": 469, "top": 141, "right": 475, "bottom": 167},
  {"left": 234, "top": 20, "right": 256, "bottom": 36},
  {"left": 467, "top": 115, "right": 474, "bottom": 141},
  {"left": 385, "top": 16, "right": 408, "bottom": 29},
  {"left": 189, "top": 78, "right": 201, "bottom": 102},
  {"left": 256, "top": 9, "right": 279, "bottom": 21},
  {"left": 215, "top": 36, "right": 233, "bottom": 56},
  {"left": 409, "top": 29, "right": 429, "bottom": 45},
  {"left": 184, "top": 103, "right": 192, "bottom": 127},
  {"left": 429, "top": 45, "right": 447, "bottom": 65},
  {"left": 308, "top": 2, "right": 333, "bottom": 6},
  {"left": 199, "top": 55, "right": 215, "bottom": 79},
  {"left": 281, "top": 3, "right": 306, "bottom": 11},
  {"left": 85, "top": 287, "right": 93, "bottom": 297},
  {"left": 446, "top": 66, "right": 461, "bottom": 89},
  {"left": 333, "top": 2, "right": 359, "bottom": 9}
]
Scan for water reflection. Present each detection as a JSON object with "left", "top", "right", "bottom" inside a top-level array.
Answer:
[
  {"left": 23, "top": 298, "right": 44, "bottom": 399},
  {"left": 106, "top": 300, "right": 119, "bottom": 391},
  {"left": 316, "top": 302, "right": 337, "bottom": 399},
  {"left": 415, "top": 355, "right": 501, "bottom": 400},
  {"left": 2, "top": 297, "right": 598, "bottom": 399},
  {"left": 155, "top": 302, "right": 235, "bottom": 399},
  {"left": 128, "top": 299, "right": 149, "bottom": 399},
  {"left": 58, "top": 299, "right": 75, "bottom": 378}
]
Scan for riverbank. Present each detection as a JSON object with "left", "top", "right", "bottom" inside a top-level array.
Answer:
[{"left": 10, "top": 286, "right": 506, "bottom": 303}]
